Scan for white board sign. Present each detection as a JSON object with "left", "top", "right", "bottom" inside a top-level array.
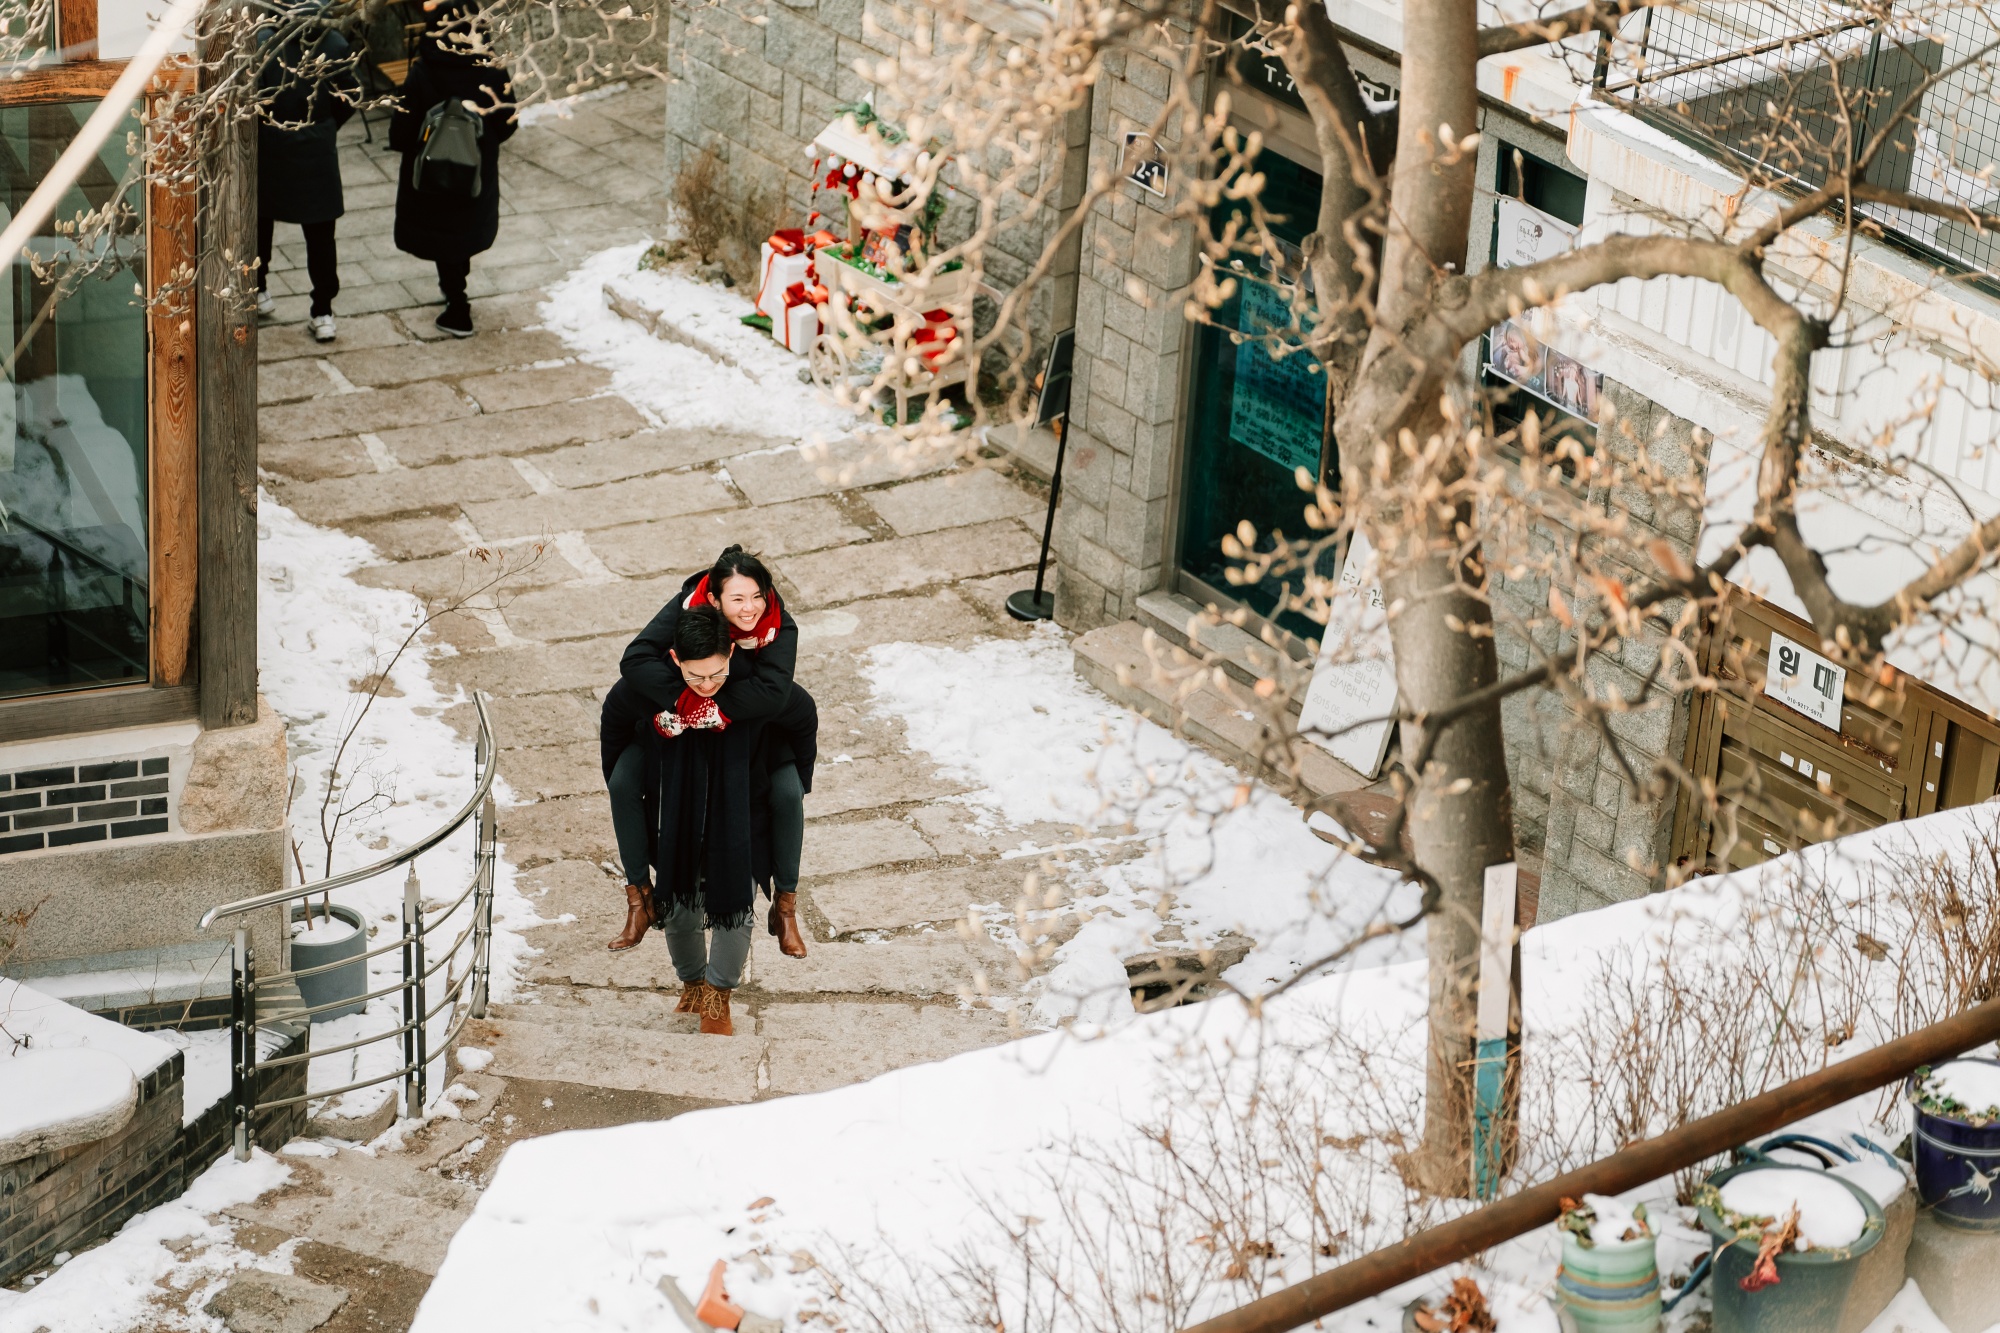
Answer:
[
  {"left": 1765, "top": 630, "right": 1845, "bottom": 730},
  {"left": 1298, "top": 532, "right": 1398, "bottom": 778},
  {"left": 1494, "top": 196, "right": 1578, "bottom": 269},
  {"left": 1475, "top": 862, "right": 1518, "bottom": 1044}
]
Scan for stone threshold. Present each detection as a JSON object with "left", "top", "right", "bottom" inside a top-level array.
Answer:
[{"left": 1070, "top": 610, "right": 1371, "bottom": 809}]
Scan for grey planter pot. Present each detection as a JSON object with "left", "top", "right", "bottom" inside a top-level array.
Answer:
[{"left": 289, "top": 903, "right": 369, "bottom": 1022}]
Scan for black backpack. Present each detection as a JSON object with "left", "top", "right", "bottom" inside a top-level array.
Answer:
[{"left": 415, "top": 97, "right": 483, "bottom": 197}]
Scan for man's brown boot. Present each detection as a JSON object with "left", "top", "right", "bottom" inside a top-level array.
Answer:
[
  {"left": 770, "top": 892, "right": 807, "bottom": 958},
  {"left": 675, "top": 978, "right": 709, "bottom": 1015},
  {"left": 608, "top": 884, "right": 654, "bottom": 951},
  {"left": 698, "top": 984, "right": 734, "bottom": 1036}
]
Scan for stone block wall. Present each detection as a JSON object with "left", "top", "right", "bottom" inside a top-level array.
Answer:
[
  {"left": 1494, "top": 377, "right": 1704, "bottom": 919},
  {"left": 0, "top": 698, "right": 291, "bottom": 975},
  {"left": 1052, "top": 37, "right": 1203, "bottom": 629}
]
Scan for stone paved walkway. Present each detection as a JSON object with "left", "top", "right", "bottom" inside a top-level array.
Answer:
[{"left": 233, "top": 82, "right": 1058, "bottom": 1327}]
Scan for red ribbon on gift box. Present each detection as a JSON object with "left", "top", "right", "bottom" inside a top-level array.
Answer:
[
  {"left": 768, "top": 228, "right": 806, "bottom": 255},
  {"left": 783, "top": 281, "right": 829, "bottom": 310}
]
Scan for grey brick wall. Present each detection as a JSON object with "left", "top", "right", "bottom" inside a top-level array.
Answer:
[
  {"left": 1497, "top": 377, "right": 1704, "bottom": 919},
  {"left": 1052, "top": 39, "right": 1201, "bottom": 628}
]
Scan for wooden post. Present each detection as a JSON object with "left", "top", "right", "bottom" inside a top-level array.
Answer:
[
  {"left": 1470, "top": 861, "right": 1519, "bottom": 1200},
  {"left": 149, "top": 94, "right": 199, "bottom": 687},
  {"left": 197, "top": 18, "right": 260, "bottom": 729},
  {"left": 56, "top": 0, "right": 97, "bottom": 60}
]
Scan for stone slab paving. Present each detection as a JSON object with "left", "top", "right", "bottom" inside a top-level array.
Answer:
[{"left": 237, "top": 81, "right": 1062, "bottom": 1327}]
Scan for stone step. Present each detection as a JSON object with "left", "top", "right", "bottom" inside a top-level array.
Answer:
[
  {"left": 1070, "top": 618, "right": 1369, "bottom": 806},
  {"left": 227, "top": 1147, "right": 479, "bottom": 1276}
]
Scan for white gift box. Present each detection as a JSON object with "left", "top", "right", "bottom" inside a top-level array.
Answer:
[
  {"left": 756, "top": 243, "right": 813, "bottom": 320},
  {"left": 781, "top": 300, "right": 820, "bottom": 354}
]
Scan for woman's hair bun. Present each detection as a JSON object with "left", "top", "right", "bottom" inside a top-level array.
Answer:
[{"left": 721, "top": 543, "right": 744, "bottom": 556}]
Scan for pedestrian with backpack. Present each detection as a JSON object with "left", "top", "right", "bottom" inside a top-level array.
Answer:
[{"left": 388, "top": 0, "right": 516, "bottom": 338}]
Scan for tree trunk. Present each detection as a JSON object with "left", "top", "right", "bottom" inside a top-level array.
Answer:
[{"left": 1380, "top": 521, "right": 1517, "bottom": 1195}]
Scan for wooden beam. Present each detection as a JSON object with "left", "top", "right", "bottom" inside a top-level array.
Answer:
[
  {"left": 149, "top": 99, "right": 198, "bottom": 687},
  {"left": 57, "top": 0, "right": 97, "bottom": 61},
  {"left": 0, "top": 684, "right": 198, "bottom": 744},
  {"left": 0, "top": 60, "right": 127, "bottom": 104},
  {"left": 197, "top": 50, "right": 260, "bottom": 730}
]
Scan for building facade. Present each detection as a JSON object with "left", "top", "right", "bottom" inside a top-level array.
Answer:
[
  {"left": 667, "top": 0, "right": 2000, "bottom": 919},
  {"left": 0, "top": 0, "right": 287, "bottom": 1018}
]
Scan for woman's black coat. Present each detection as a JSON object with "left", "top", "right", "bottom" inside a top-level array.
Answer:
[
  {"left": 387, "top": 38, "right": 516, "bottom": 260},
  {"left": 256, "top": 24, "right": 360, "bottom": 225},
  {"left": 598, "top": 571, "right": 819, "bottom": 792}
]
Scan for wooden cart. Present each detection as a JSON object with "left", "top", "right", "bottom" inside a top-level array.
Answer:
[{"left": 808, "top": 248, "right": 978, "bottom": 426}]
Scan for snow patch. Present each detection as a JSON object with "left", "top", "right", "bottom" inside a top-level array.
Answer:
[
  {"left": 259, "top": 494, "right": 543, "bottom": 1118},
  {"left": 540, "top": 244, "right": 855, "bottom": 441},
  {"left": 1718, "top": 1166, "right": 1870, "bottom": 1249},
  {"left": 859, "top": 627, "right": 1422, "bottom": 1024},
  {"left": 0, "top": 1047, "right": 135, "bottom": 1162},
  {"left": 0, "top": 1151, "right": 290, "bottom": 1333},
  {"left": 1924, "top": 1058, "right": 2000, "bottom": 1119}
]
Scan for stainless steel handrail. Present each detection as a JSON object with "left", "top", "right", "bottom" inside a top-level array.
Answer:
[
  {"left": 219, "top": 691, "right": 501, "bottom": 1159},
  {"left": 201, "top": 692, "right": 500, "bottom": 928}
]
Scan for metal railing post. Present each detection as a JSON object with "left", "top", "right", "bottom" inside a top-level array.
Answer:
[
  {"left": 231, "top": 928, "right": 253, "bottom": 1161},
  {"left": 401, "top": 867, "right": 420, "bottom": 1117},
  {"left": 472, "top": 792, "right": 497, "bottom": 1018},
  {"left": 407, "top": 863, "right": 429, "bottom": 1115}
]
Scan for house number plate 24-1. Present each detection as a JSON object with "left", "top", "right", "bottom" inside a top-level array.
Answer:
[{"left": 1764, "top": 630, "right": 1846, "bottom": 731}]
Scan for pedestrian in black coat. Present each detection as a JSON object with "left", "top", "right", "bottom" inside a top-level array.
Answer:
[
  {"left": 254, "top": 5, "right": 360, "bottom": 341},
  {"left": 388, "top": 0, "right": 517, "bottom": 338}
]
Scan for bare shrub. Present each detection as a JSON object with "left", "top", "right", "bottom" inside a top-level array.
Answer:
[{"left": 670, "top": 146, "right": 730, "bottom": 265}]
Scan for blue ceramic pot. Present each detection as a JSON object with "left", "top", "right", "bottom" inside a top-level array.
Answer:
[{"left": 1910, "top": 1057, "right": 2000, "bottom": 1233}]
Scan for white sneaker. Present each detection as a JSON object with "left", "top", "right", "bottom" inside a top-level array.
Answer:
[
  {"left": 255, "top": 290, "right": 276, "bottom": 318},
  {"left": 309, "top": 314, "right": 336, "bottom": 343}
]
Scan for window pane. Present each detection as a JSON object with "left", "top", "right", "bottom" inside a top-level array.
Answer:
[{"left": 0, "top": 98, "right": 150, "bottom": 700}]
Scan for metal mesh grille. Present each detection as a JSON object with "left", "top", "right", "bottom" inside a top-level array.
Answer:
[{"left": 1600, "top": 2, "right": 2000, "bottom": 279}]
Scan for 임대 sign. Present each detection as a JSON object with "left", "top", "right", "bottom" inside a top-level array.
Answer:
[
  {"left": 1298, "top": 531, "right": 1398, "bottom": 778},
  {"left": 1765, "top": 630, "right": 1846, "bottom": 730}
]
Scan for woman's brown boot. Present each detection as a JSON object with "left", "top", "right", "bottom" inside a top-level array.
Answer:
[
  {"left": 769, "top": 892, "right": 807, "bottom": 958},
  {"left": 675, "top": 978, "right": 709, "bottom": 1014},
  {"left": 608, "top": 884, "right": 654, "bottom": 951},
  {"left": 698, "top": 984, "right": 734, "bottom": 1036}
]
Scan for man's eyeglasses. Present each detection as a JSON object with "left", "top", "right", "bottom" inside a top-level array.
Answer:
[{"left": 683, "top": 667, "right": 731, "bottom": 685}]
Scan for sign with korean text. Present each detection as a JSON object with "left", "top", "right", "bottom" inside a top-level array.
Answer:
[
  {"left": 1298, "top": 531, "right": 1398, "bottom": 778},
  {"left": 1764, "top": 630, "right": 1846, "bottom": 730},
  {"left": 1230, "top": 278, "right": 1324, "bottom": 475}
]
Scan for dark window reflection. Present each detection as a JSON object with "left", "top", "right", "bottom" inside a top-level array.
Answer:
[
  {"left": 0, "top": 99, "right": 150, "bottom": 700},
  {"left": 1178, "top": 146, "right": 1337, "bottom": 641}
]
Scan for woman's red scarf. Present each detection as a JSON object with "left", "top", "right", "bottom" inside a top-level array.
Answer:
[{"left": 684, "top": 574, "right": 783, "bottom": 650}]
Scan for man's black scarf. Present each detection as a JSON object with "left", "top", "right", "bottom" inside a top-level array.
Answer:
[{"left": 641, "top": 718, "right": 770, "bottom": 929}]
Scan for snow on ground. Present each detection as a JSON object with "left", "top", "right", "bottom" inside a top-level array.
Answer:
[
  {"left": 539, "top": 243, "right": 855, "bottom": 442},
  {"left": 411, "top": 799, "right": 2000, "bottom": 1333},
  {"left": 258, "top": 495, "right": 543, "bottom": 1118},
  {"left": 516, "top": 81, "right": 628, "bottom": 126},
  {"left": 862, "top": 627, "right": 1423, "bottom": 1025},
  {"left": 0, "top": 1152, "right": 291, "bottom": 1333}
]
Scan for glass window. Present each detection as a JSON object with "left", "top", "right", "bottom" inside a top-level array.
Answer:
[
  {"left": 0, "top": 99, "right": 150, "bottom": 700},
  {"left": 1176, "top": 145, "right": 1336, "bottom": 641}
]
